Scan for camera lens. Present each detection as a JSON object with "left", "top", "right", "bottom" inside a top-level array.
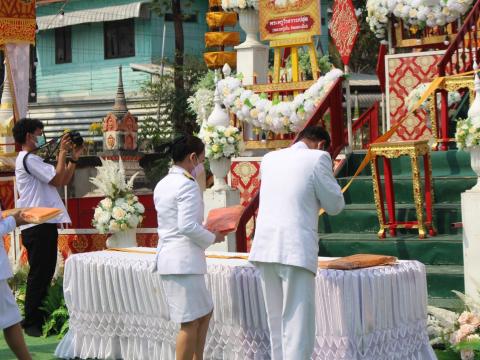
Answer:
[{"left": 69, "top": 131, "right": 84, "bottom": 146}]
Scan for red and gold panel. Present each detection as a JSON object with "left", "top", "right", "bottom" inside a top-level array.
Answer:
[
  {"left": 230, "top": 159, "right": 261, "bottom": 250},
  {"left": 386, "top": 52, "right": 444, "bottom": 141},
  {"left": 57, "top": 232, "right": 159, "bottom": 260},
  {"left": 0, "top": 178, "right": 15, "bottom": 210},
  {"left": 230, "top": 160, "right": 261, "bottom": 207},
  {"left": 0, "top": 0, "right": 36, "bottom": 45}
]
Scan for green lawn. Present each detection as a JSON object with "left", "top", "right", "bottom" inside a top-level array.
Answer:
[{"left": 0, "top": 332, "right": 59, "bottom": 360}]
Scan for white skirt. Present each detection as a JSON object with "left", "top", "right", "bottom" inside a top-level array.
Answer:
[
  {"left": 0, "top": 279, "right": 22, "bottom": 330},
  {"left": 161, "top": 274, "right": 213, "bottom": 323}
]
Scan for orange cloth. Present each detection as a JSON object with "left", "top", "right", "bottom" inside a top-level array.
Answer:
[
  {"left": 204, "top": 51, "right": 237, "bottom": 69},
  {"left": 318, "top": 254, "right": 398, "bottom": 270},
  {"left": 206, "top": 12, "right": 237, "bottom": 28},
  {"left": 205, "top": 205, "right": 244, "bottom": 234},
  {"left": 209, "top": 0, "right": 222, "bottom": 7},
  {"left": 3, "top": 207, "right": 62, "bottom": 224},
  {"left": 205, "top": 32, "right": 240, "bottom": 47}
]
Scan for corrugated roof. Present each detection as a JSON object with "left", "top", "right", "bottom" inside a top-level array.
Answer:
[{"left": 37, "top": 2, "right": 151, "bottom": 30}]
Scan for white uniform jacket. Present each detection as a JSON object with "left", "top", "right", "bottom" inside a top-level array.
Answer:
[
  {"left": 249, "top": 142, "right": 345, "bottom": 274},
  {"left": 154, "top": 165, "right": 215, "bottom": 274},
  {"left": 15, "top": 151, "right": 70, "bottom": 230},
  {"left": 0, "top": 212, "right": 16, "bottom": 281}
]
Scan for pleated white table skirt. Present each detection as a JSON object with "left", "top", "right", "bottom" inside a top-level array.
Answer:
[{"left": 55, "top": 249, "right": 436, "bottom": 360}]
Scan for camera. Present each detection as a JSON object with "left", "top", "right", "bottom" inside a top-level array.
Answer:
[{"left": 67, "top": 131, "right": 84, "bottom": 146}]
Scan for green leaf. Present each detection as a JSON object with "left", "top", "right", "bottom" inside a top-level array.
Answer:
[
  {"left": 455, "top": 339, "right": 480, "bottom": 351},
  {"left": 244, "top": 98, "right": 253, "bottom": 108},
  {"left": 259, "top": 93, "right": 268, "bottom": 100},
  {"left": 272, "top": 98, "right": 281, "bottom": 106}
]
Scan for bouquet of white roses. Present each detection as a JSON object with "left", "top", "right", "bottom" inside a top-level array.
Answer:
[
  {"left": 455, "top": 117, "right": 480, "bottom": 150},
  {"left": 202, "top": 124, "right": 243, "bottom": 160},
  {"left": 90, "top": 157, "right": 145, "bottom": 234}
]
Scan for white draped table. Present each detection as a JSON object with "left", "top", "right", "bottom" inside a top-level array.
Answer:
[{"left": 55, "top": 249, "right": 435, "bottom": 360}]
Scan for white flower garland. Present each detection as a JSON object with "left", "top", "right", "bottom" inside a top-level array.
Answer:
[
  {"left": 366, "top": 0, "right": 474, "bottom": 39},
  {"left": 405, "top": 82, "right": 461, "bottom": 112},
  {"left": 221, "top": 0, "right": 299, "bottom": 10},
  {"left": 217, "top": 68, "right": 344, "bottom": 134},
  {"left": 221, "top": 0, "right": 259, "bottom": 10}
]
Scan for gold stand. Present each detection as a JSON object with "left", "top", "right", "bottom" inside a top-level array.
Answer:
[{"left": 370, "top": 140, "right": 436, "bottom": 239}]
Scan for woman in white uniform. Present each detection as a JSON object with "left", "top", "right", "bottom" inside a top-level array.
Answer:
[
  {"left": 154, "top": 135, "right": 223, "bottom": 360},
  {"left": 0, "top": 209, "right": 31, "bottom": 360}
]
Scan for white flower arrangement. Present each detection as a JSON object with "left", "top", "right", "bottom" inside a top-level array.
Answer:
[
  {"left": 201, "top": 124, "right": 243, "bottom": 160},
  {"left": 428, "top": 291, "right": 480, "bottom": 359},
  {"left": 188, "top": 88, "right": 215, "bottom": 126},
  {"left": 90, "top": 158, "right": 145, "bottom": 234},
  {"left": 221, "top": 0, "right": 259, "bottom": 11},
  {"left": 406, "top": 82, "right": 462, "bottom": 112},
  {"left": 366, "top": 0, "right": 474, "bottom": 39},
  {"left": 455, "top": 116, "right": 480, "bottom": 150},
  {"left": 217, "top": 68, "right": 343, "bottom": 134}
]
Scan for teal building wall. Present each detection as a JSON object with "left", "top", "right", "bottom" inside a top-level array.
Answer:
[{"left": 35, "top": 0, "right": 210, "bottom": 100}]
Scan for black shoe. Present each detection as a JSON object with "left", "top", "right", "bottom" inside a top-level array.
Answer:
[{"left": 24, "top": 325, "right": 42, "bottom": 337}]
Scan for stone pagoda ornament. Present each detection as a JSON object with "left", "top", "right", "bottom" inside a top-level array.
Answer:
[
  {"left": 99, "top": 66, "right": 144, "bottom": 186},
  {"left": 102, "top": 66, "right": 138, "bottom": 152}
]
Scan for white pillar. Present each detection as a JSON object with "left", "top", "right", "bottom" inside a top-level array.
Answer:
[
  {"left": 462, "top": 190, "right": 480, "bottom": 302},
  {"left": 204, "top": 188, "right": 240, "bottom": 252}
]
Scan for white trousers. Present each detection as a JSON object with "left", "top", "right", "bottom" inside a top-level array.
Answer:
[{"left": 256, "top": 262, "right": 316, "bottom": 360}]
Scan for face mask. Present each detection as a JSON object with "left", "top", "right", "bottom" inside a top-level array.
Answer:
[
  {"left": 191, "top": 163, "right": 203, "bottom": 178},
  {"left": 35, "top": 134, "right": 46, "bottom": 148}
]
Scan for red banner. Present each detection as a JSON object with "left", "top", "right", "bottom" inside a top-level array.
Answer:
[{"left": 329, "top": 0, "right": 359, "bottom": 66}]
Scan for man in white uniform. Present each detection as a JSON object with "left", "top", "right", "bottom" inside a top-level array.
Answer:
[
  {"left": 13, "top": 118, "right": 82, "bottom": 337},
  {"left": 249, "top": 125, "right": 345, "bottom": 359}
]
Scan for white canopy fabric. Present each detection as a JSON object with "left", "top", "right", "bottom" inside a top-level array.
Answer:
[{"left": 37, "top": 2, "right": 150, "bottom": 31}]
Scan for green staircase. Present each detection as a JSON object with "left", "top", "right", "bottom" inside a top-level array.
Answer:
[{"left": 319, "top": 150, "right": 476, "bottom": 309}]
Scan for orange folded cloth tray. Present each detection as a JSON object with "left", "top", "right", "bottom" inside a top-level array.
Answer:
[
  {"left": 2, "top": 207, "right": 62, "bottom": 224},
  {"left": 318, "top": 254, "right": 398, "bottom": 270},
  {"left": 205, "top": 205, "right": 244, "bottom": 234}
]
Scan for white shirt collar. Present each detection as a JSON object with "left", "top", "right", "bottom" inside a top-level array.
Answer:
[
  {"left": 291, "top": 141, "right": 308, "bottom": 150},
  {"left": 169, "top": 165, "right": 186, "bottom": 174}
]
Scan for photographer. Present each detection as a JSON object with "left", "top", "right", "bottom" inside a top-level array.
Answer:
[{"left": 12, "top": 118, "right": 83, "bottom": 337}]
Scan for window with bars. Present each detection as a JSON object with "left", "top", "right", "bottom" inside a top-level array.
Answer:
[
  {"left": 104, "top": 19, "right": 135, "bottom": 59},
  {"left": 55, "top": 26, "right": 72, "bottom": 64}
]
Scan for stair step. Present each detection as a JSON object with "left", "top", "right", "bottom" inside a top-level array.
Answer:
[
  {"left": 426, "top": 265, "right": 464, "bottom": 299},
  {"left": 318, "top": 233, "right": 463, "bottom": 265},
  {"left": 338, "top": 175, "right": 476, "bottom": 205},
  {"left": 428, "top": 297, "right": 464, "bottom": 311},
  {"left": 319, "top": 204, "right": 462, "bottom": 235},
  {"left": 338, "top": 150, "right": 474, "bottom": 178}
]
